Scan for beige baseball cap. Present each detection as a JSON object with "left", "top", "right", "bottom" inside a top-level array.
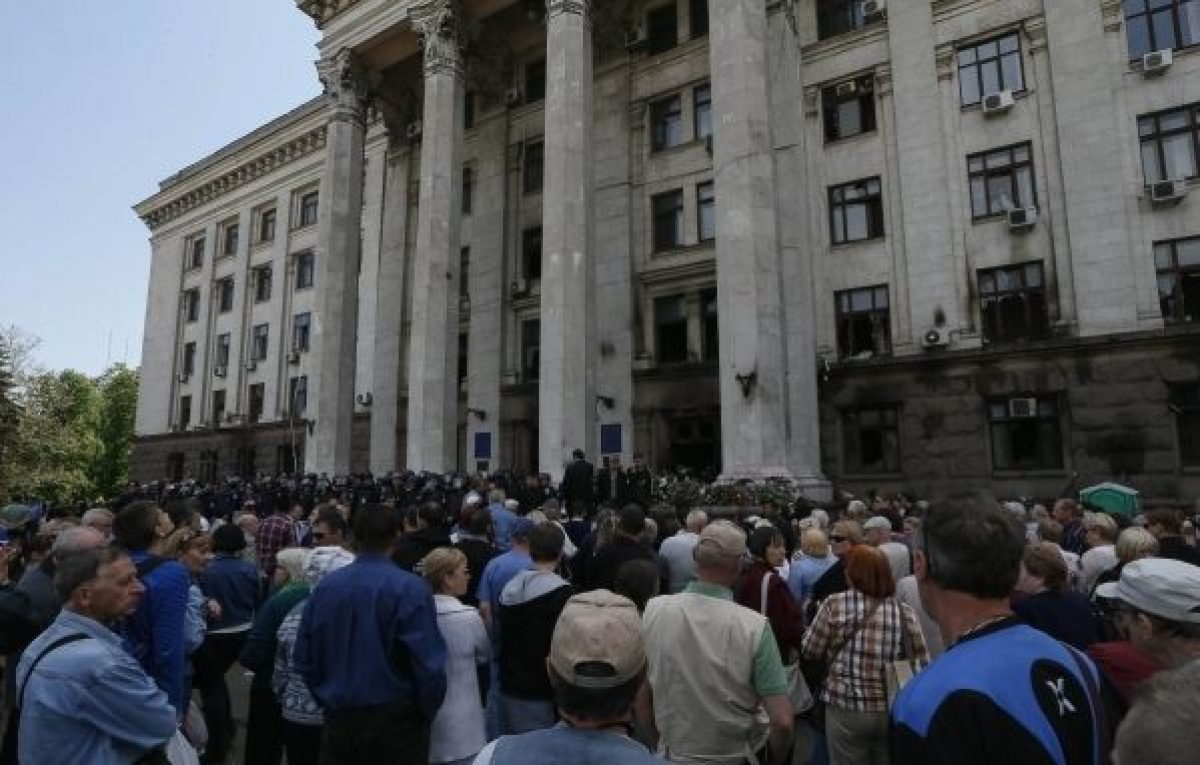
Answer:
[
  {"left": 696, "top": 519, "right": 747, "bottom": 557},
  {"left": 549, "top": 590, "right": 645, "bottom": 689}
]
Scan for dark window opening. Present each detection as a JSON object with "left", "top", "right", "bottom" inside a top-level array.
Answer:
[
  {"left": 299, "top": 191, "right": 319, "bottom": 227},
  {"left": 691, "top": 0, "right": 709, "bottom": 38},
  {"left": 212, "top": 390, "right": 226, "bottom": 426},
  {"left": 978, "top": 262, "right": 1047, "bottom": 344},
  {"left": 521, "top": 319, "right": 540, "bottom": 382},
  {"left": 651, "top": 94, "right": 684, "bottom": 152},
  {"left": 288, "top": 376, "right": 307, "bottom": 416},
  {"left": 694, "top": 84, "right": 712, "bottom": 140},
  {"left": 295, "top": 251, "right": 315, "bottom": 290},
  {"left": 293, "top": 313, "right": 311, "bottom": 352},
  {"left": 464, "top": 91, "right": 476, "bottom": 129},
  {"left": 1172, "top": 385, "right": 1200, "bottom": 466},
  {"left": 167, "top": 453, "right": 185, "bottom": 482},
  {"left": 817, "top": 0, "right": 868, "bottom": 40},
  {"left": 525, "top": 58, "right": 546, "bottom": 103},
  {"left": 182, "top": 342, "right": 196, "bottom": 376},
  {"left": 277, "top": 445, "right": 301, "bottom": 475},
  {"left": 988, "top": 396, "right": 1063, "bottom": 471},
  {"left": 835, "top": 285, "right": 891, "bottom": 359},
  {"left": 183, "top": 289, "right": 200, "bottom": 322},
  {"left": 524, "top": 141, "right": 544, "bottom": 195},
  {"left": 652, "top": 189, "right": 685, "bottom": 252},
  {"left": 842, "top": 407, "right": 900, "bottom": 474},
  {"left": 216, "top": 334, "right": 231, "bottom": 368},
  {"left": 462, "top": 167, "right": 473, "bottom": 215},
  {"left": 823, "top": 77, "right": 876, "bottom": 142},
  {"left": 254, "top": 266, "right": 272, "bottom": 303},
  {"left": 458, "top": 333, "right": 469, "bottom": 386},
  {"left": 701, "top": 287, "right": 719, "bottom": 361},
  {"left": 697, "top": 181, "right": 716, "bottom": 242},
  {"left": 179, "top": 395, "right": 192, "bottom": 428},
  {"left": 655, "top": 295, "right": 689, "bottom": 364},
  {"left": 259, "top": 208, "right": 277, "bottom": 243},
  {"left": 197, "top": 450, "right": 219, "bottom": 484},
  {"left": 187, "top": 236, "right": 205, "bottom": 270},
  {"left": 460, "top": 247, "right": 471, "bottom": 299},
  {"left": 1155, "top": 236, "right": 1200, "bottom": 322},
  {"left": 522, "top": 227, "right": 543, "bottom": 282},
  {"left": 647, "top": 3, "right": 679, "bottom": 55},
  {"left": 223, "top": 223, "right": 239, "bottom": 257},
  {"left": 218, "top": 278, "right": 234, "bottom": 313},
  {"left": 236, "top": 447, "right": 256, "bottom": 477},
  {"left": 252, "top": 324, "right": 269, "bottom": 361},
  {"left": 248, "top": 384, "right": 265, "bottom": 424}
]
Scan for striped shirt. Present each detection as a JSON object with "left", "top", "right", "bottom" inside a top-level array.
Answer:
[{"left": 801, "top": 590, "right": 930, "bottom": 712}]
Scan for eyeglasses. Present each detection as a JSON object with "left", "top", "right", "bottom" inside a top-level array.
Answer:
[{"left": 830, "top": 535, "right": 848, "bottom": 543}]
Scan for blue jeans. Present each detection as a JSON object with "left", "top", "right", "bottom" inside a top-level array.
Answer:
[{"left": 499, "top": 694, "right": 556, "bottom": 735}]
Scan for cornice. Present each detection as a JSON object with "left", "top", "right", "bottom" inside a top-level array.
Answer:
[{"left": 297, "top": 0, "right": 365, "bottom": 29}]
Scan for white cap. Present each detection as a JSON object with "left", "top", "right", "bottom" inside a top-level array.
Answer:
[{"left": 1095, "top": 558, "right": 1200, "bottom": 624}]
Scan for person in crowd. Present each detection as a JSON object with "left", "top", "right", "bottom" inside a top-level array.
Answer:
[
  {"left": 1036, "top": 518, "right": 1085, "bottom": 592},
  {"left": 309, "top": 508, "right": 349, "bottom": 549},
  {"left": 1112, "top": 659, "right": 1200, "bottom": 765},
  {"left": 113, "top": 500, "right": 191, "bottom": 719},
  {"left": 15, "top": 526, "right": 105, "bottom": 629},
  {"left": 394, "top": 501, "right": 453, "bottom": 571},
  {"left": 612, "top": 558, "right": 661, "bottom": 613},
  {"left": 572, "top": 509, "right": 616, "bottom": 590},
  {"left": 454, "top": 507, "right": 499, "bottom": 608},
  {"left": 561, "top": 448, "right": 595, "bottom": 514},
  {"left": 862, "top": 516, "right": 910, "bottom": 584},
  {"left": 642, "top": 520, "right": 794, "bottom": 765},
  {"left": 235, "top": 512, "right": 260, "bottom": 564},
  {"left": 894, "top": 571, "right": 944, "bottom": 660},
  {"left": 808, "top": 520, "right": 863, "bottom": 616},
  {"left": 478, "top": 517, "right": 536, "bottom": 630},
  {"left": 1095, "top": 558, "right": 1200, "bottom": 672},
  {"left": 197, "top": 522, "right": 262, "bottom": 765},
  {"left": 295, "top": 504, "right": 447, "bottom": 764},
  {"left": 487, "top": 490, "right": 518, "bottom": 553},
  {"left": 562, "top": 503, "right": 591, "bottom": 551},
  {"left": 1143, "top": 509, "right": 1200, "bottom": 566},
  {"left": 1080, "top": 512, "right": 1119, "bottom": 591},
  {"left": 497, "top": 523, "right": 573, "bottom": 734},
  {"left": 14, "top": 547, "right": 177, "bottom": 765},
  {"left": 273, "top": 546, "right": 356, "bottom": 765},
  {"left": 256, "top": 497, "right": 299, "bottom": 580},
  {"left": 658, "top": 509, "right": 706, "bottom": 594},
  {"left": 472, "top": 590, "right": 660, "bottom": 765},
  {"left": 1053, "top": 498, "right": 1087, "bottom": 556},
  {"left": 587, "top": 505, "right": 656, "bottom": 592},
  {"left": 595, "top": 456, "right": 629, "bottom": 508},
  {"left": 1092, "top": 526, "right": 1159, "bottom": 593},
  {"left": 737, "top": 526, "right": 806, "bottom": 661},
  {"left": 239, "top": 547, "right": 312, "bottom": 765},
  {"left": 1012, "top": 541, "right": 1099, "bottom": 650},
  {"left": 788, "top": 527, "right": 837, "bottom": 612},
  {"left": 165, "top": 527, "right": 213, "bottom": 717},
  {"left": 420, "top": 547, "right": 490, "bottom": 765},
  {"left": 802, "top": 545, "right": 929, "bottom": 765},
  {"left": 541, "top": 501, "right": 578, "bottom": 560},
  {"left": 891, "top": 493, "right": 1106, "bottom": 764},
  {"left": 80, "top": 508, "right": 115, "bottom": 541}
]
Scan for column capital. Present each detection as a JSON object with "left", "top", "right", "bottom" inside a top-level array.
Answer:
[
  {"left": 546, "top": 0, "right": 591, "bottom": 22},
  {"left": 317, "top": 49, "right": 371, "bottom": 124},
  {"left": 412, "top": 0, "right": 464, "bottom": 78}
]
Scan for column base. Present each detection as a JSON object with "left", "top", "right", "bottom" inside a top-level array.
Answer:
[
  {"left": 716, "top": 467, "right": 795, "bottom": 483},
  {"left": 714, "top": 470, "right": 833, "bottom": 503}
]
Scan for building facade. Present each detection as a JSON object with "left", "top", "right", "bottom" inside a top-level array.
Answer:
[{"left": 133, "top": 0, "right": 1200, "bottom": 501}]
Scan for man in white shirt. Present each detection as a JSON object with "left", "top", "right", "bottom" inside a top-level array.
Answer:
[
  {"left": 863, "top": 516, "right": 911, "bottom": 583},
  {"left": 658, "top": 510, "right": 707, "bottom": 594}
]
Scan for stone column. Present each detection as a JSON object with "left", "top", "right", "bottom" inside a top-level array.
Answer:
[
  {"left": 539, "top": 0, "right": 596, "bottom": 481},
  {"left": 406, "top": 0, "right": 465, "bottom": 472},
  {"left": 708, "top": 0, "right": 791, "bottom": 479},
  {"left": 306, "top": 49, "right": 369, "bottom": 475},
  {"left": 369, "top": 142, "right": 414, "bottom": 475}
]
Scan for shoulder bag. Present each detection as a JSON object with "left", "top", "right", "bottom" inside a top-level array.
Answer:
[
  {"left": 885, "top": 599, "right": 918, "bottom": 708},
  {"left": 759, "top": 571, "right": 814, "bottom": 714}
]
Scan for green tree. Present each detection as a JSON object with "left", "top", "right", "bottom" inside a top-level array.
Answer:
[
  {"left": 91, "top": 364, "right": 139, "bottom": 499},
  {"left": 9, "top": 370, "right": 102, "bottom": 504},
  {"left": 0, "top": 339, "right": 23, "bottom": 501}
]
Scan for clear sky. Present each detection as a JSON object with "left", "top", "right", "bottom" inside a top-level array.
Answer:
[{"left": 0, "top": 1, "right": 321, "bottom": 374}]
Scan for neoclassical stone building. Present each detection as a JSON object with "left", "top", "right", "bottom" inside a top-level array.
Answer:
[{"left": 133, "top": 0, "right": 1200, "bottom": 501}]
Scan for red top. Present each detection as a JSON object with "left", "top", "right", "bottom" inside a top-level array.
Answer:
[
  {"left": 1087, "top": 640, "right": 1164, "bottom": 702},
  {"left": 735, "top": 559, "right": 806, "bottom": 660}
]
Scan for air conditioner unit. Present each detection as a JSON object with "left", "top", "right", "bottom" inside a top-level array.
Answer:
[
  {"left": 861, "top": 0, "right": 887, "bottom": 20},
  {"left": 625, "top": 26, "right": 648, "bottom": 50},
  {"left": 1007, "top": 206, "right": 1038, "bottom": 230},
  {"left": 511, "top": 277, "right": 529, "bottom": 296},
  {"left": 406, "top": 120, "right": 423, "bottom": 139},
  {"left": 704, "top": 134, "right": 713, "bottom": 155},
  {"left": 177, "top": 372, "right": 190, "bottom": 383},
  {"left": 982, "top": 89, "right": 1015, "bottom": 116},
  {"left": 504, "top": 88, "right": 523, "bottom": 107},
  {"left": 287, "top": 351, "right": 301, "bottom": 364},
  {"left": 1008, "top": 397, "right": 1039, "bottom": 418},
  {"left": 1149, "top": 179, "right": 1187, "bottom": 205},
  {"left": 213, "top": 366, "right": 227, "bottom": 378},
  {"left": 921, "top": 328, "right": 948, "bottom": 349},
  {"left": 245, "top": 360, "right": 257, "bottom": 372},
  {"left": 835, "top": 80, "right": 858, "bottom": 97},
  {"left": 1142, "top": 48, "right": 1173, "bottom": 76}
]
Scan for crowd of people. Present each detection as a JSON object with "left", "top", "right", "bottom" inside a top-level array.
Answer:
[{"left": 0, "top": 457, "right": 1198, "bottom": 765}]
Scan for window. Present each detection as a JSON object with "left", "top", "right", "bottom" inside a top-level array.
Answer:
[
  {"left": 988, "top": 395, "right": 1063, "bottom": 471},
  {"left": 217, "top": 278, "right": 234, "bottom": 313},
  {"left": 216, "top": 333, "right": 231, "bottom": 368},
  {"left": 697, "top": 182, "right": 716, "bottom": 242},
  {"left": 691, "top": 0, "right": 709, "bottom": 38},
  {"left": 525, "top": 58, "right": 546, "bottom": 103},
  {"left": 823, "top": 77, "right": 876, "bottom": 142},
  {"left": 298, "top": 191, "right": 319, "bottom": 228},
  {"left": 521, "top": 319, "right": 540, "bottom": 382},
  {"left": 458, "top": 333, "right": 468, "bottom": 385},
  {"left": 295, "top": 251, "right": 315, "bottom": 290},
  {"left": 212, "top": 390, "right": 226, "bottom": 426},
  {"left": 197, "top": 450, "right": 219, "bottom": 484},
  {"left": 647, "top": 3, "right": 679, "bottom": 54},
  {"left": 1154, "top": 236, "right": 1200, "bottom": 322},
  {"left": 978, "top": 262, "right": 1047, "bottom": 344},
  {"left": 835, "top": 286, "right": 891, "bottom": 358},
  {"left": 254, "top": 265, "right": 272, "bottom": 303},
  {"left": 524, "top": 141, "right": 544, "bottom": 195},
  {"left": 460, "top": 247, "right": 471, "bottom": 299},
  {"left": 236, "top": 447, "right": 256, "bottom": 476},
  {"left": 166, "top": 452, "right": 185, "bottom": 482},
  {"left": 248, "top": 384, "right": 265, "bottom": 424},
  {"left": 277, "top": 444, "right": 301, "bottom": 474},
  {"left": 842, "top": 407, "right": 900, "bottom": 474},
  {"left": 968, "top": 143, "right": 1035, "bottom": 218},
  {"left": 652, "top": 189, "right": 685, "bottom": 252},
  {"left": 817, "top": 0, "right": 867, "bottom": 40},
  {"left": 258, "top": 208, "right": 277, "bottom": 243},
  {"left": 651, "top": 94, "right": 684, "bottom": 152},
  {"left": 655, "top": 295, "right": 689, "bottom": 363},
  {"left": 252, "top": 323, "right": 269, "bottom": 361},
  {"left": 288, "top": 375, "right": 308, "bottom": 416},
  {"left": 222, "top": 221, "right": 239, "bottom": 257},
  {"left": 182, "top": 342, "right": 196, "bottom": 377},
  {"left": 694, "top": 84, "right": 712, "bottom": 140},
  {"left": 462, "top": 167, "right": 473, "bottom": 215},
  {"left": 1124, "top": 0, "right": 1200, "bottom": 59},
  {"left": 179, "top": 395, "right": 192, "bottom": 428},
  {"left": 957, "top": 33, "right": 1024, "bottom": 107},
  {"left": 293, "top": 312, "right": 311, "bottom": 352},
  {"left": 522, "top": 227, "right": 543, "bottom": 282},
  {"left": 701, "top": 287, "right": 719, "bottom": 361},
  {"left": 464, "top": 91, "right": 476, "bottom": 130},
  {"left": 1171, "top": 384, "right": 1200, "bottom": 466},
  {"left": 829, "top": 177, "right": 884, "bottom": 244},
  {"left": 184, "top": 234, "right": 205, "bottom": 271},
  {"left": 183, "top": 288, "right": 200, "bottom": 322},
  {"left": 1138, "top": 103, "right": 1200, "bottom": 183}
]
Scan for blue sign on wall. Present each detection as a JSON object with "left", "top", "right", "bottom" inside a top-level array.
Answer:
[
  {"left": 474, "top": 431, "right": 492, "bottom": 460},
  {"left": 600, "top": 423, "right": 622, "bottom": 455}
]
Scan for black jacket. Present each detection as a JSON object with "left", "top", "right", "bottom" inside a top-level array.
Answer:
[
  {"left": 561, "top": 459, "right": 595, "bottom": 511},
  {"left": 1156, "top": 536, "right": 1200, "bottom": 566},
  {"left": 587, "top": 536, "right": 656, "bottom": 592},
  {"left": 498, "top": 573, "right": 573, "bottom": 700},
  {"left": 391, "top": 527, "right": 452, "bottom": 572},
  {"left": 454, "top": 536, "right": 499, "bottom": 608}
]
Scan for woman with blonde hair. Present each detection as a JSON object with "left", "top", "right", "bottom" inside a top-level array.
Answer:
[
  {"left": 809, "top": 519, "right": 864, "bottom": 616},
  {"left": 789, "top": 527, "right": 838, "bottom": 610},
  {"left": 421, "top": 547, "right": 490, "bottom": 765},
  {"left": 1091, "top": 527, "right": 1159, "bottom": 594}
]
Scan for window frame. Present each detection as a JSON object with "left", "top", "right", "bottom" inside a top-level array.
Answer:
[
  {"left": 211, "top": 390, "right": 226, "bottom": 426},
  {"left": 693, "top": 83, "right": 712, "bottom": 140},
  {"left": 524, "top": 58, "right": 547, "bottom": 104},
  {"left": 822, "top": 76, "right": 877, "bottom": 143},
  {"left": 462, "top": 166, "right": 473, "bottom": 215},
  {"left": 646, "top": 2, "right": 679, "bottom": 55},
  {"left": 216, "top": 333, "right": 231, "bottom": 368},
  {"left": 967, "top": 142, "right": 1037, "bottom": 219},
  {"left": 221, "top": 220, "right": 239, "bottom": 258},
  {"left": 523, "top": 141, "right": 544, "bottom": 195},
  {"left": 179, "top": 395, "right": 192, "bottom": 428},
  {"left": 183, "top": 288, "right": 200, "bottom": 323},
  {"left": 828, "top": 177, "right": 885, "bottom": 245},
  {"left": 288, "top": 375, "right": 308, "bottom": 416},
  {"left": 834, "top": 285, "right": 892, "bottom": 359},
  {"left": 1124, "top": 0, "right": 1200, "bottom": 59},
  {"left": 697, "top": 181, "right": 716, "bottom": 243},
  {"left": 652, "top": 189, "right": 686, "bottom": 253},
  {"left": 977, "top": 261, "right": 1048, "bottom": 345},
  {"left": 292, "top": 312, "right": 312, "bottom": 352},
  {"left": 257, "top": 207, "right": 277, "bottom": 244},
  {"left": 522, "top": 226, "right": 543, "bottom": 282},
  {"left": 956, "top": 31, "right": 1026, "bottom": 107},
  {"left": 654, "top": 294, "right": 690, "bottom": 364},
  {"left": 650, "top": 93, "right": 685, "bottom": 153},
  {"left": 294, "top": 251, "right": 315, "bottom": 291},
  {"left": 691, "top": 0, "right": 709, "bottom": 38},
  {"left": 986, "top": 394, "right": 1065, "bottom": 472},
  {"left": 182, "top": 342, "right": 196, "bottom": 377},
  {"left": 817, "top": 0, "right": 868, "bottom": 40},
  {"left": 248, "top": 383, "right": 265, "bottom": 424},
  {"left": 841, "top": 406, "right": 902, "bottom": 476},
  {"left": 251, "top": 323, "right": 270, "bottom": 361},
  {"left": 185, "top": 234, "right": 205, "bottom": 271},
  {"left": 1171, "top": 384, "right": 1200, "bottom": 467},
  {"left": 1138, "top": 102, "right": 1200, "bottom": 183},
  {"left": 297, "top": 190, "right": 319, "bottom": 228},
  {"left": 521, "top": 319, "right": 541, "bottom": 383},
  {"left": 701, "top": 287, "right": 719, "bottom": 362},
  {"left": 1154, "top": 236, "right": 1200, "bottom": 323},
  {"left": 254, "top": 265, "right": 273, "bottom": 303},
  {"left": 217, "top": 278, "right": 235, "bottom": 313}
]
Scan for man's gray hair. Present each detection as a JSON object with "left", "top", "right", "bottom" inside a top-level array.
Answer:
[
  {"left": 51, "top": 526, "right": 106, "bottom": 558},
  {"left": 81, "top": 508, "right": 114, "bottom": 527},
  {"left": 53, "top": 547, "right": 126, "bottom": 604},
  {"left": 1115, "top": 661, "right": 1200, "bottom": 765},
  {"left": 685, "top": 510, "right": 708, "bottom": 532}
]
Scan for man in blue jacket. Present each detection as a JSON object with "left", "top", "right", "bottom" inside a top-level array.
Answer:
[{"left": 295, "top": 503, "right": 447, "bottom": 764}]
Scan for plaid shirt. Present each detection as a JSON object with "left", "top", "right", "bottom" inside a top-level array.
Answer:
[
  {"left": 801, "top": 590, "right": 930, "bottom": 712},
  {"left": 255, "top": 513, "right": 295, "bottom": 577}
]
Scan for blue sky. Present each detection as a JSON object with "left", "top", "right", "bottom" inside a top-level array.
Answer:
[{"left": 0, "top": 1, "right": 320, "bottom": 374}]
